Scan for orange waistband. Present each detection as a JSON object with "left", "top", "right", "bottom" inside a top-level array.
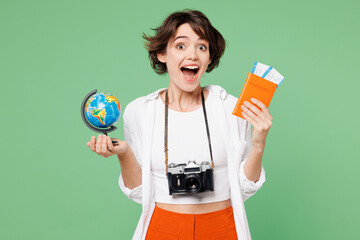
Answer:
[
  {"left": 154, "top": 205, "right": 233, "bottom": 218},
  {"left": 146, "top": 206, "right": 237, "bottom": 240}
]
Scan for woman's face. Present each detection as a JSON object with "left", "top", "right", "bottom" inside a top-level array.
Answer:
[{"left": 157, "top": 23, "right": 211, "bottom": 92}]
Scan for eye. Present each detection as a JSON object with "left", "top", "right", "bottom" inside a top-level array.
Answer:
[
  {"left": 176, "top": 44, "right": 185, "bottom": 49},
  {"left": 198, "top": 45, "right": 207, "bottom": 51}
]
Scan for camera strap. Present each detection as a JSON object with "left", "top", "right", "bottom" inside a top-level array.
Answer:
[{"left": 164, "top": 88, "right": 214, "bottom": 172}]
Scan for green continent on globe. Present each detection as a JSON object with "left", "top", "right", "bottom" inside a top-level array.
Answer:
[{"left": 92, "top": 108, "right": 106, "bottom": 125}]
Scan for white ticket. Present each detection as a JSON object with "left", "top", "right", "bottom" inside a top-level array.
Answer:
[
  {"left": 251, "top": 61, "right": 284, "bottom": 86},
  {"left": 262, "top": 67, "right": 284, "bottom": 85},
  {"left": 252, "top": 62, "right": 270, "bottom": 77}
]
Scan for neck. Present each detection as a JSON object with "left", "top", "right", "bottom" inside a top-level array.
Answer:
[{"left": 166, "top": 83, "right": 203, "bottom": 112}]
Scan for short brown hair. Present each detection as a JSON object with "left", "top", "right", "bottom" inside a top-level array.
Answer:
[{"left": 143, "top": 9, "right": 226, "bottom": 75}]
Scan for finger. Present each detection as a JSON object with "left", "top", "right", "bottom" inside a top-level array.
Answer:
[
  {"left": 111, "top": 138, "right": 120, "bottom": 146},
  {"left": 96, "top": 135, "right": 102, "bottom": 153},
  {"left": 250, "top": 98, "right": 273, "bottom": 121},
  {"left": 90, "top": 136, "right": 96, "bottom": 151},
  {"left": 101, "top": 135, "right": 108, "bottom": 154},
  {"left": 241, "top": 104, "right": 262, "bottom": 124},
  {"left": 243, "top": 101, "right": 268, "bottom": 123},
  {"left": 247, "top": 99, "right": 273, "bottom": 126},
  {"left": 107, "top": 136, "right": 114, "bottom": 151},
  {"left": 242, "top": 111, "right": 259, "bottom": 129}
]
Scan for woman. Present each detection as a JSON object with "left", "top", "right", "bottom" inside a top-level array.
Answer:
[{"left": 87, "top": 9, "right": 272, "bottom": 240}]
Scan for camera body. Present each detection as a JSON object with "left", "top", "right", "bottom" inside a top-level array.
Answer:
[{"left": 166, "top": 161, "right": 214, "bottom": 195}]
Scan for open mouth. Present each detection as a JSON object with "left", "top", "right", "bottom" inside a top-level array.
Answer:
[{"left": 181, "top": 66, "right": 199, "bottom": 80}]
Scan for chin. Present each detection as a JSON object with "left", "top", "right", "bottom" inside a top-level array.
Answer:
[
  {"left": 169, "top": 73, "right": 203, "bottom": 93},
  {"left": 179, "top": 81, "right": 201, "bottom": 93}
]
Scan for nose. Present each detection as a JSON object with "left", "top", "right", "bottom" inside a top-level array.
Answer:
[{"left": 186, "top": 46, "right": 199, "bottom": 60}]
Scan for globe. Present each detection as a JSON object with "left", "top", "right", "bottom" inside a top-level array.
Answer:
[{"left": 85, "top": 92, "right": 121, "bottom": 128}]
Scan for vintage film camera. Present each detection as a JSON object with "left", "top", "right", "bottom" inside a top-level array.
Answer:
[{"left": 166, "top": 161, "right": 214, "bottom": 195}]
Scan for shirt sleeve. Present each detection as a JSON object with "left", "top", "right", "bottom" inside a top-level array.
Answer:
[
  {"left": 237, "top": 117, "right": 266, "bottom": 202},
  {"left": 118, "top": 103, "right": 143, "bottom": 204},
  {"left": 223, "top": 92, "right": 266, "bottom": 201}
]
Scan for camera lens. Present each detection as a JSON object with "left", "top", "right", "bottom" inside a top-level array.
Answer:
[{"left": 184, "top": 174, "right": 202, "bottom": 193}]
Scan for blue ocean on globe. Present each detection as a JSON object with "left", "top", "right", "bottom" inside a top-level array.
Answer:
[{"left": 85, "top": 92, "right": 121, "bottom": 128}]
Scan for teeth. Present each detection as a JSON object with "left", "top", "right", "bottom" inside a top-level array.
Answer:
[{"left": 183, "top": 66, "right": 199, "bottom": 69}]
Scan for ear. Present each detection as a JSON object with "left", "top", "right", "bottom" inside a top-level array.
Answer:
[
  {"left": 207, "top": 58, "right": 212, "bottom": 67},
  {"left": 157, "top": 52, "right": 166, "bottom": 63}
]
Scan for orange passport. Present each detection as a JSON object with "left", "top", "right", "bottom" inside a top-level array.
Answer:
[{"left": 233, "top": 72, "right": 278, "bottom": 119}]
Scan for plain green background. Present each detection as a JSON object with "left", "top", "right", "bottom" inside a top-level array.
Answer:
[{"left": 1, "top": 0, "right": 359, "bottom": 239}]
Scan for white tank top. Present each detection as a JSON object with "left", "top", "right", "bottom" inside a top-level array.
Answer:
[{"left": 151, "top": 90, "right": 230, "bottom": 204}]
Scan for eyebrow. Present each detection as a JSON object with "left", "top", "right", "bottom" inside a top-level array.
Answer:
[{"left": 171, "top": 36, "right": 207, "bottom": 44}]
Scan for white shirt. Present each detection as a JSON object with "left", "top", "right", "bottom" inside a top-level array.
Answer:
[
  {"left": 151, "top": 90, "right": 230, "bottom": 204},
  {"left": 118, "top": 85, "right": 266, "bottom": 240}
]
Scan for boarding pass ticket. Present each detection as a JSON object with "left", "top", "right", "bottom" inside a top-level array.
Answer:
[{"left": 251, "top": 62, "right": 284, "bottom": 86}]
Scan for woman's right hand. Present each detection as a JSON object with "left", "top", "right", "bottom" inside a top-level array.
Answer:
[{"left": 86, "top": 135, "right": 128, "bottom": 158}]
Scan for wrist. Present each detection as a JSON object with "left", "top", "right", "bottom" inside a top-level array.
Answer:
[
  {"left": 117, "top": 142, "right": 130, "bottom": 160},
  {"left": 252, "top": 142, "right": 265, "bottom": 152}
]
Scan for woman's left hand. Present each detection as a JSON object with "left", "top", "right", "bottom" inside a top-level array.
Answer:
[{"left": 241, "top": 98, "right": 273, "bottom": 149}]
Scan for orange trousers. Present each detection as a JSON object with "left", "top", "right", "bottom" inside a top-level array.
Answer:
[{"left": 145, "top": 206, "right": 237, "bottom": 240}]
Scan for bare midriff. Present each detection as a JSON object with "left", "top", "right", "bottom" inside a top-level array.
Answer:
[{"left": 155, "top": 199, "right": 231, "bottom": 214}]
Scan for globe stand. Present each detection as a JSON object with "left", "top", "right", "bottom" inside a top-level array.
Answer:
[{"left": 81, "top": 89, "right": 118, "bottom": 144}]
